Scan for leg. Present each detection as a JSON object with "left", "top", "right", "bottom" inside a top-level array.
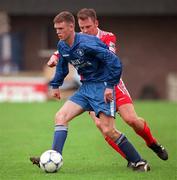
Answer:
[
  {"left": 118, "top": 103, "right": 168, "bottom": 160},
  {"left": 97, "top": 112, "right": 150, "bottom": 171},
  {"left": 116, "top": 79, "right": 155, "bottom": 142},
  {"left": 30, "top": 100, "right": 84, "bottom": 167},
  {"left": 115, "top": 80, "right": 168, "bottom": 160},
  {"left": 90, "top": 111, "right": 147, "bottom": 166},
  {"left": 84, "top": 82, "right": 149, "bottom": 171},
  {"left": 118, "top": 103, "right": 151, "bottom": 139},
  {"left": 52, "top": 100, "right": 84, "bottom": 154},
  {"left": 89, "top": 111, "right": 126, "bottom": 159}
]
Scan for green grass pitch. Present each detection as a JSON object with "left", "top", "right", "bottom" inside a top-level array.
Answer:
[{"left": 0, "top": 100, "right": 177, "bottom": 180}]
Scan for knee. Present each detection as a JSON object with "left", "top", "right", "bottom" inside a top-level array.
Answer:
[
  {"left": 94, "top": 119, "right": 102, "bottom": 130},
  {"left": 96, "top": 122, "right": 117, "bottom": 139},
  {"left": 101, "top": 126, "right": 114, "bottom": 138},
  {"left": 123, "top": 114, "right": 138, "bottom": 127},
  {"left": 55, "top": 111, "right": 67, "bottom": 125}
]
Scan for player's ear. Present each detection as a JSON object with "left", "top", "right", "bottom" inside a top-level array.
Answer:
[
  {"left": 95, "top": 20, "right": 99, "bottom": 27},
  {"left": 69, "top": 23, "right": 74, "bottom": 29}
]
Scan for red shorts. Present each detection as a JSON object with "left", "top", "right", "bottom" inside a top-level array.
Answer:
[{"left": 115, "top": 79, "right": 133, "bottom": 110}]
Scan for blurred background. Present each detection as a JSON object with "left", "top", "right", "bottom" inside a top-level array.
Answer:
[{"left": 0, "top": 0, "right": 177, "bottom": 102}]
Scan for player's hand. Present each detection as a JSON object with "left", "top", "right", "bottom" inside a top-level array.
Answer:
[
  {"left": 47, "top": 54, "right": 58, "bottom": 67},
  {"left": 104, "top": 88, "right": 113, "bottom": 103},
  {"left": 51, "top": 88, "right": 61, "bottom": 99}
]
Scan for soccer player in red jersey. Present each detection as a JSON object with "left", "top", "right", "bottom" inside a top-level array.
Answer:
[{"left": 47, "top": 8, "right": 168, "bottom": 162}]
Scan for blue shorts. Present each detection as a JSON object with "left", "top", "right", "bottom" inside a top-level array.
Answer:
[{"left": 69, "top": 82, "right": 116, "bottom": 117}]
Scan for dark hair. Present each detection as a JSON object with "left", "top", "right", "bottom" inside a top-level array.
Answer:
[
  {"left": 77, "top": 8, "right": 97, "bottom": 22},
  {"left": 53, "top": 11, "right": 75, "bottom": 25}
]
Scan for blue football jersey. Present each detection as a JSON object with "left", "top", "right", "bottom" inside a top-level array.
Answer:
[{"left": 50, "top": 33, "right": 122, "bottom": 89}]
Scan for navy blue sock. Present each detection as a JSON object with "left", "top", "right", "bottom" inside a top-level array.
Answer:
[
  {"left": 52, "top": 125, "right": 68, "bottom": 155},
  {"left": 115, "top": 134, "right": 141, "bottom": 163}
]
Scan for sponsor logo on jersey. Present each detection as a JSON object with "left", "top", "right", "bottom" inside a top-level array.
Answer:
[
  {"left": 70, "top": 58, "right": 92, "bottom": 70},
  {"left": 70, "top": 59, "right": 83, "bottom": 65}
]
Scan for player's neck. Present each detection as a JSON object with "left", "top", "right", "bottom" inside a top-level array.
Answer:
[
  {"left": 65, "top": 32, "right": 75, "bottom": 47},
  {"left": 96, "top": 28, "right": 101, "bottom": 37},
  {"left": 95, "top": 28, "right": 99, "bottom": 36}
]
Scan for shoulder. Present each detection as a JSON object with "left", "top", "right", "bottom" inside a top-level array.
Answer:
[
  {"left": 99, "top": 29, "right": 116, "bottom": 43},
  {"left": 78, "top": 33, "right": 98, "bottom": 42},
  {"left": 98, "top": 29, "right": 117, "bottom": 52},
  {"left": 78, "top": 33, "right": 103, "bottom": 48}
]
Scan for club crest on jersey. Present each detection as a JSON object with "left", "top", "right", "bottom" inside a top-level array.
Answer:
[{"left": 76, "top": 49, "right": 84, "bottom": 57}]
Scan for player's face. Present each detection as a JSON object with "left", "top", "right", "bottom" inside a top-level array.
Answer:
[
  {"left": 54, "top": 21, "right": 74, "bottom": 41},
  {"left": 78, "top": 17, "right": 98, "bottom": 36}
]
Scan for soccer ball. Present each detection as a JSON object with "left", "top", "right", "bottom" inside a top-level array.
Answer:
[{"left": 39, "top": 150, "right": 63, "bottom": 173}]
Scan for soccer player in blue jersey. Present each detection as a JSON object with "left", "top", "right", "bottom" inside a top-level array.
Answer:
[
  {"left": 30, "top": 11, "right": 150, "bottom": 172},
  {"left": 47, "top": 8, "right": 168, "bottom": 163}
]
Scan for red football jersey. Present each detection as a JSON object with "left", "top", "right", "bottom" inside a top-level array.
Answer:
[
  {"left": 96, "top": 28, "right": 133, "bottom": 107},
  {"left": 96, "top": 28, "right": 116, "bottom": 53}
]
